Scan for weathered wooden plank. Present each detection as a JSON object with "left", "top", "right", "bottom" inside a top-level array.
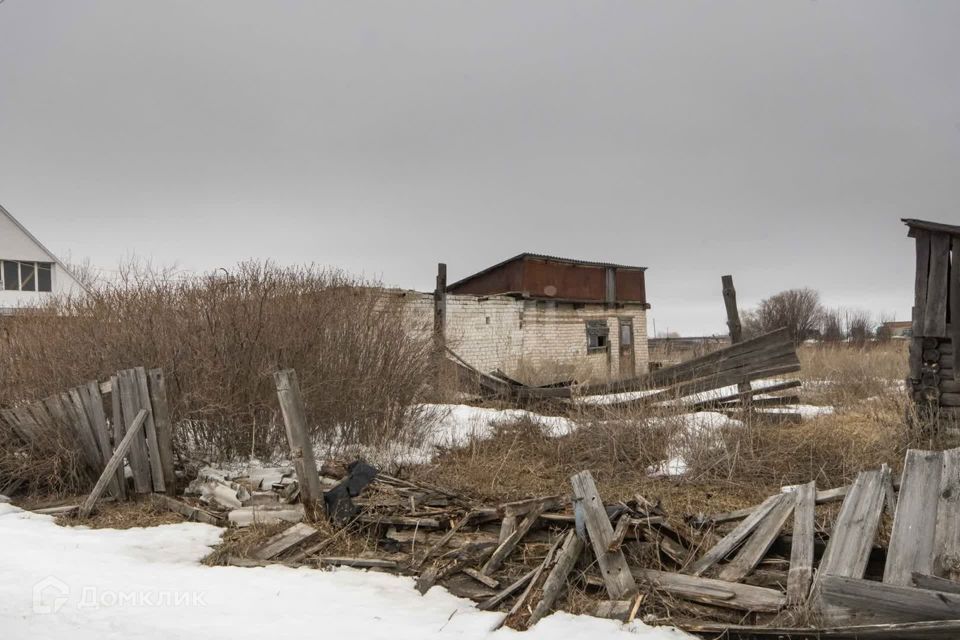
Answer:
[
  {"left": 117, "top": 369, "right": 152, "bottom": 493},
  {"left": 478, "top": 567, "right": 538, "bottom": 611},
  {"left": 815, "top": 470, "right": 887, "bottom": 583},
  {"left": 912, "top": 572, "right": 960, "bottom": 594},
  {"left": 481, "top": 502, "right": 546, "bottom": 576},
  {"left": 134, "top": 367, "right": 165, "bottom": 493},
  {"left": 684, "top": 619, "right": 960, "bottom": 640},
  {"left": 951, "top": 238, "right": 960, "bottom": 381},
  {"left": 935, "top": 448, "right": 960, "bottom": 580},
  {"left": 914, "top": 229, "right": 931, "bottom": 334},
  {"left": 252, "top": 523, "right": 320, "bottom": 560},
  {"left": 274, "top": 369, "right": 322, "bottom": 520},
  {"left": 529, "top": 529, "right": 585, "bottom": 626},
  {"left": 78, "top": 409, "right": 148, "bottom": 518},
  {"left": 151, "top": 494, "right": 222, "bottom": 525},
  {"left": 58, "top": 391, "right": 101, "bottom": 471},
  {"left": 79, "top": 383, "right": 122, "bottom": 499},
  {"left": 822, "top": 575, "right": 960, "bottom": 623},
  {"left": 688, "top": 494, "right": 783, "bottom": 576},
  {"left": 786, "top": 481, "right": 816, "bottom": 606},
  {"left": 718, "top": 493, "right": 794, "bottom": 583},
  {"left": 924, "top": 233, "right": 951, "bottom": 337},
  {"left": 146, "top": 369, "right": 176, "bottom": 495},
  {"left": 635, "top": 569, "right": 784, "bottom": 613},
  {"left": 885, "top": 450, "right": 944, "bottom": 585},
  {"left": 570, "top": 471, "right": 636, "bottom": 599}
]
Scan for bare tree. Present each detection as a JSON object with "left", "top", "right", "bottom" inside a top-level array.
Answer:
[
  {"left": 821, "top": 308, "right": 844, "bottom": 343},
  {"left": 743, "top": 288, "right": 823, "bottom": 344},
  {"left": 875, "top": 311, "right": 895, "bottom": 343},
  {"left": 845, "top": 309, "right": 873, "bottom": 346}
]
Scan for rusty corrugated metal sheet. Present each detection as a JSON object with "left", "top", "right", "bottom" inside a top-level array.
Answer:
[{"left": 446, "top": 253, "right": 647, "bottom": 304}]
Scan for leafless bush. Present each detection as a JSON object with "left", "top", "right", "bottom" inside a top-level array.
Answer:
[
  {"left": 0, "top": 261, "right": 438, "bottom": 475},
  {"left": 742, "top": 288, "right": 823, "bottom": 344}
]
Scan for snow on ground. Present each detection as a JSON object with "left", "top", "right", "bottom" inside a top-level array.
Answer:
[
  {"left": 0, "top": 504, "right": 691, "bottom": 640},
  {"left": 760, "top": 404, "right": 834, "bottom": 418},
  {"left": 645, "top": 412, "right": 743, "bottom": 478}
]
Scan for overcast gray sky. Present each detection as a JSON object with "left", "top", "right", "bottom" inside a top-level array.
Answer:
[{"left": 2, "top": 1, "right": 958, "bottom": 334}]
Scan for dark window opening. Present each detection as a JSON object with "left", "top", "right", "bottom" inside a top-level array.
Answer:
[
  {"left": 2, "top": 261, "right": 17, "bottom": 291},
  {"left": 20, "top": 262, "right": 36, "bottom": 291},
  {"left": 586, "top": 320, "right": 610, "bottom": 353},
  {"left": 37, "top": 263, "right": 52, "bottom": 292}
]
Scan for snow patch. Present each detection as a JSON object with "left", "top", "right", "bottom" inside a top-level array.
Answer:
[{"left": 0, "top": 504, "right": 690, "bottom": 639}]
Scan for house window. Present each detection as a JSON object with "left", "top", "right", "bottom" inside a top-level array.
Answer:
[
  {"left": 586, "top": 320, "right": 609, "bottom": 353},
  {"left": 1, "top": 261, "right": 53, "bottom": 292}
]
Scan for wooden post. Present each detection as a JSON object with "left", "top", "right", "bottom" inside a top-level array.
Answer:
[
  {"left": 79, "top": 409, "right": 148, "bottom": 518},
  {"left": 274, "top": 369, "right": 322, "bottom": 521},
  {"left": 722, "top": 275, "right": 751, "bottom": 407},
  {"left": 434, "top": 262, "right": 447, "bottom": 345}
]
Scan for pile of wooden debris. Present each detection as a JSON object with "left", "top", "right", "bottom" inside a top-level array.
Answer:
[{"left": 113, "top": 444, "right": 956, "bottom": 638}]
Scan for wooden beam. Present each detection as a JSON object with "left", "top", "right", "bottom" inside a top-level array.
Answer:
[
  {"left": 117, "top": 369, "right": 152, "bottom": 493},
  {"left": 635, "top": 569, "right": 784, "bottom": 613},
  {"left": 273, "top": 369, "right": 322, "bottom": 521},
  {"left": 935, "top": 448, "right": 960, "bottom": 580},
  {"left": 914, "top": 229, "right": 931, "bottom": 335},
  {"left": 78, "top": 409, "right": 148, "bottom": 518},
  {"left": 134, "top": 367, "right": 165, "bottom": 493},
  {"left": 252, "top": 523, "right": 320, "bottom": 560}
]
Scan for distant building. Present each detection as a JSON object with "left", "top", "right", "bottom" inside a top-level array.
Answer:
[
  {"left": 648, "top": 335, "right": 731, "bottom": 369},
  {"left": 879, "top": 320, "right": 912, "bottom": 339},
  {"left": 404, "top": 253, "right": 650, "bottom": 385},
  {"left": 0, "top": 204, "right": 88, "bottom": 313}
]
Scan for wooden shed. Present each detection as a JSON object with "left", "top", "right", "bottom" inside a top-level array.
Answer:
[{"left": 904, "top": 218, "right": 960, "bottom": 411}]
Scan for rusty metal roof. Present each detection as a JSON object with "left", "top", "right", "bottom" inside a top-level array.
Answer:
[{"left": 446, "top": 252, "right": 646, "bottom": 291}]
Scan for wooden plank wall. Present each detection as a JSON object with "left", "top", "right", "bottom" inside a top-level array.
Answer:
[{"left": 907, "top": 225, "right": 960, "bottom": 412}]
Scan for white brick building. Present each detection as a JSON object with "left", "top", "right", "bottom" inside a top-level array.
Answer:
[{"left": 402, "top": 253, "right": 650, "bottom": 385}]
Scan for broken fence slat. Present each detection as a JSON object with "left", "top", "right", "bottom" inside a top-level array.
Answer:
[
  {"left": 78, "top": 409, "right": 148, "bottom": 518},
  {"left": 786, "top": 481, "right": 816, "bottom": 606},
  {"left": 81, "top": 381, "right": 124, "bottom": 500},
  {"left": 528, "top": 529, "right": 585, "bottom": 626},
  {"left": 570, "top": 471, "right": 637, "bottom": 599},
  {"left": 481, "top": 502, "right": 547, "bottom": 576},
  {"left": 151, "top": 495, "right": 222, "bottom": 526},
  {"left": 117, "top": 369, "right": 152, "bottom": 494},
  {"left": 935, "top": 448, "right": 960, "bottom": 581},
  {"left": 718, "top": 492, "right": 795, "bottom": 583},
  {"left": 252, "top": 523, "right": 320, "bottom": 560},
  {"left": 688, "top": 493, "right": 783, "bottom": 577},
  {"left": 883, "top": 450, "right": 943, "bottom": 585},
  {"left": 134, "top": 366, "right": 166, "bottom": 493},
  {"left": 147, "top": 368, "right": 177, "bottom": 496}
]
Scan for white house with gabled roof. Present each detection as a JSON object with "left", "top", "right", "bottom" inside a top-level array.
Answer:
[{"left": 0, "top": 204, "right": 88, "bottom": 312}]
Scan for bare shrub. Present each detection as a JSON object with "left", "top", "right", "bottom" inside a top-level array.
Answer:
[
  {"left": 742, "top": 288, "right": 823, "bottom": 344},
  {"left": 797, "top": 341, "right": 908, "bottom": 407},
  {"left": 0, "top": 261, "right": 437, "bottom": 476}
]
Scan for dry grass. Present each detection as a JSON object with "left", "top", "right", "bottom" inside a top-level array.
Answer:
[
  {"left": 60, "top": 499, "right": 186, "bottom": 529},
  {"left": 797, "top": 340, "right": 908, "bottom": 407}
]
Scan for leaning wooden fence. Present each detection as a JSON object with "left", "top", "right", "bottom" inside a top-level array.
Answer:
[{"left": 0, "top": 367, "right": 175, "bottom": 499}]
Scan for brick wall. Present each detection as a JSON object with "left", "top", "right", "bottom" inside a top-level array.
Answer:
[{"left": 397, "top": 290, "right": 648, "bottom": 384}]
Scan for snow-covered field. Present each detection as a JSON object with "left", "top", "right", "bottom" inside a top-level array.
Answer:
[{"left": 0, "top": 504, "right": 691, "bottom": 640}]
